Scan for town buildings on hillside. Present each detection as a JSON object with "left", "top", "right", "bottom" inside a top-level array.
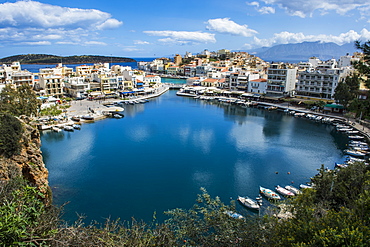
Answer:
[{"left": 0, "top": 49, "right": 367, "bottom": 102}]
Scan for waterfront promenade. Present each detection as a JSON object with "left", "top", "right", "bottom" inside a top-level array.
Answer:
[{"left": 66, "top": 85, "right": 169, "bottom": 120}]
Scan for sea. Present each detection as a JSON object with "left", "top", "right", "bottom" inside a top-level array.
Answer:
[
  {"left": 40, "top": 87, "right": 349, "bottom": 223},
  {"left": 21, "top": 57, "right": 157, "bottom": 73}
]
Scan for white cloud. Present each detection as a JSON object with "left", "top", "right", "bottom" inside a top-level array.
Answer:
[
  {"left": 0, "top": 1, "right": 122, "bottom": 46},
  {"left": 134, "top": 40, "right": 150, "bottom": 45},
  {"left": 84, "top": 41, "right": 107, "bottom": 46},
  {"left": 206, "top": 18, "right": 257, "bottom": 37},
  {"left": 19, "top": 41, "right": 51, "bottom": 46},
  {"left": 255, "top": 0, "right": 370, "bottom": 18},
  {"left": 247, "top": 2, "right": 260, "bottom": 7},
  {"left": 144, "top": 30, "right": 216, "bottom": 45},
  {"left": 258, "top": 6, "right": 275, "bottom": 14},
  {"left": 96, "top": 19, "right": 123, "bottom": 30},
  {"left": 250, "top": 28, "right": 370, "bottom": 47}
]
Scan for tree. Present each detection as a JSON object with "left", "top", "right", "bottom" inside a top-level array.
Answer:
[
  {"left": 0, "top": 84, "right": 41, "bottom": 117},
  {"left": 334, "top": 81, "right": 353, "bottom": 106},
  {"left": 353, "top": 40, "right": 370, "bottom": 89},
  {"left": 0, "top": 114, "right": 23, "bottom": 158}
]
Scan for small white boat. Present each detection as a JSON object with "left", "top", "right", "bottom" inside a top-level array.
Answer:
[
  {"left": 348, "top": 135, "right": 365, "bottom": 140},
  {"left": 285, "top": 185, "right": 301, "bottom": 195},
  {"left": 237, "top": 196, "right": 260, "bottom": 210},
  {"left": 224, "top": 211, "right": 244, "bottom": 219},
  {"left": 345, "top": 149, "right": 367, "bottom": 157},
  {"left": 73, "top": 124, "right": 81, "bottom": 130},
  {"left": 52, "top": 126, "right": 62, "bottom": 132},
  {"left": 276, "top": 185, "right": 295, "bottom": 197},
  {"left": 260, "top": 186, "right": 281, "bottom": 200},
  {"left": 64, "top": 125, "right": 74, "bottom": 131},
  {"left": 113, "top": 114, "right": 123, "bottom": 118},
  {"left": 300, "top": 184, "right": 313, "bottom": 189}
]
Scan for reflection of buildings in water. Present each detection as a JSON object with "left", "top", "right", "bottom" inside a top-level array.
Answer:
[{"left": 123, "top": 103, "right": 146, "bottom": 117}]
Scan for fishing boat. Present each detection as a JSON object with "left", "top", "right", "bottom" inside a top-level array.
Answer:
[
  {"left": 260, "top": 186, "right": 281, "bottom": 200},
  {"left": 73, "top": 124, "right": 81, "bottom": 130},
  {"left": 237, "top": 196, "right": 260, "bottom": 210},
  {"left": 275, "top": 185, "right": 295, "bottom": 197},
  {"left": 284, "top": 185, "right": 301, "bottom": 195}
]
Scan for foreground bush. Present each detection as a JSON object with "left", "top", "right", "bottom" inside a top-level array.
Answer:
[{"left": 1, "top": 162, "right": 370, "bottom": 246}]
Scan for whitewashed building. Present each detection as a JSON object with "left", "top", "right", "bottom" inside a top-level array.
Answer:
[{"left": 266, "top": 63, "right": 297, "bottom": 96}]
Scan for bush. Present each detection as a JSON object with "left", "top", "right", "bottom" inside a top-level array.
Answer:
[
  {"left": 0, "top": 178, "right": 60, "bottom": 246},
  {"left": 0, "top": 114, "right": 23, "bottom": 158}
]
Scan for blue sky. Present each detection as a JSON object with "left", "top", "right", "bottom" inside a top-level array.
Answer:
[{"left": 0, "top": 0, "right": 369, "bottom": 58}]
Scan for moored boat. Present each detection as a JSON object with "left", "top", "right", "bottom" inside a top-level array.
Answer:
[
  {"left": 345, "top": 149, "right": 367, "bottom": 157},
  {"left": 73, "top": 124, "right": 81, "bottom": 129},
  {"left": 71, "top": 116, "right": 80, "bottom": 122},
  {"left": 276, "top": 185, "right": 295, "bottom": 197},
  {"left": 224, "top": 211, "right": 244, "bottom": 219},
  {"left": 284, "top": 185, "right": 301, "bottom": 195},
  {"left": 52, "top": 126, "right": 62, "bottom": 132},
  {"left": 300, "top": 184, "right": 313, "bottom": 189},
  {"left": 82, "top": 115, "right": 94, "bottom": 120},
  {"left": 260, "top": 186, "right": 281, "bottom": 200},
  {"left": 64, "top": 125, "right": 74, "bottom": 131},
  {"left": 237, "top": 196, "right": 260, "bottom": 210}
]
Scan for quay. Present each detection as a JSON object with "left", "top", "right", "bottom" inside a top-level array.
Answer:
[
  {"left": 175, "top": 88, "right": 370, "bottom": 142},
  {"left": 36, "top": 85, "right": 169, "bottom": 130}
]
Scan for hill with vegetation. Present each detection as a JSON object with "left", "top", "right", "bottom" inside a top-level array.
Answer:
[{"left": 0, "top": 54, "right": 136, "bottom": 64}]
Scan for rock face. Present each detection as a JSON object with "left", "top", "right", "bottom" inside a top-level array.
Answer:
[{"left": 0, "top": 116, "right": 50, "bottom": 202}]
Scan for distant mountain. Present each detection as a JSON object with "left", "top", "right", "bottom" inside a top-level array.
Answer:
[
  {"left": 247, "top": 41, "right": 358, "bottom": 62},
  {"left": 0, "top": 54, "right": 136, "bottom": 64}
]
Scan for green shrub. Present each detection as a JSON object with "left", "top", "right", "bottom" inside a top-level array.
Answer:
[{"left": 0, "top": 114, "right": 23, "bottom": 158}]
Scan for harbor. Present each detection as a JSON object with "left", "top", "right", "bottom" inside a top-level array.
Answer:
[{"left": 41, "top": 89, "right": 354, "bottom": 223}]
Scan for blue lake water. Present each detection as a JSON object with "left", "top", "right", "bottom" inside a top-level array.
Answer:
[{"left": 41, "top": 89, "right": 348, "bottom": 223}]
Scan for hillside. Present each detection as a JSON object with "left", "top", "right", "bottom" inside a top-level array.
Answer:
[
  {"left": 0, "top": 54, "right": 136, "bottom": 64},
  {"left": 248, "top": 41, "right": 357, "bottom": 62}
]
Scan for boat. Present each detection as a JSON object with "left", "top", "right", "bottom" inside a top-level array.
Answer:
[
  {"left": 224, "top": 211, "right": 244, "bottom": 219},
  {"left": 71, "top": 116, "right": 81, "bottom": 122},
  {"left": 348, "top": 135, "right": 365, "bottom": 140},
  {"left": 284, "top": 185, "right": 301, "bottom": 195},
  {"left": 113, "top": 114, "right": 123, "bottom": 118},
  {"left": 260, "top": 186, "right": 281, "bottom": 200},
  {"left": 345, "top": 149, "right": 367, "bottom": 157},
  {"left": 73, "top": 124, "right": 81, "bottom": 130},
  {"left": 52, "top": 126, "right": 62, "bottom": 132},
  {"left": 275, "top": 185, "right": 295, "bottom": 197},
  {"left": 64, "top": 125, "right": 74, "bottom": 131},
  {"left": 237, "top": 196, "right": 260, "bottom": 210},
  {"left": 82, "top": 115, "right": 94, "bottom": 120},
  {"left": 299, "top": 184, "right": 313, "bottom": 189}
]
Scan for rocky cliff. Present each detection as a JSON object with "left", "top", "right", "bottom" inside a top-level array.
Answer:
[{"left": 0, "top": 116, "right": 50, "bottom": 202}]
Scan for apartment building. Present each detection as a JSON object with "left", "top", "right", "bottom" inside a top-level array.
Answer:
[
  {"left": 266, "top": 63, "right": 297, "bottom": 96},
  {"left": 39, "top": 76, "right": 64, "bottom": 97},
  {"left": 64, "top": 77, "right": 90, "bottom": 98},
  {"left": 295, "top": 58, "right": 352, "bottom": 100}
]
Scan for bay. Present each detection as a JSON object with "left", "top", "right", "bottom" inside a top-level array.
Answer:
[{"left": 41, "top": 89, "right": 348, "bottom": 223}]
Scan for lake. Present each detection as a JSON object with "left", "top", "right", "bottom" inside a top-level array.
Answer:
[{"left": 41, "top": 88, "right": 348, "bottom": 223}]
